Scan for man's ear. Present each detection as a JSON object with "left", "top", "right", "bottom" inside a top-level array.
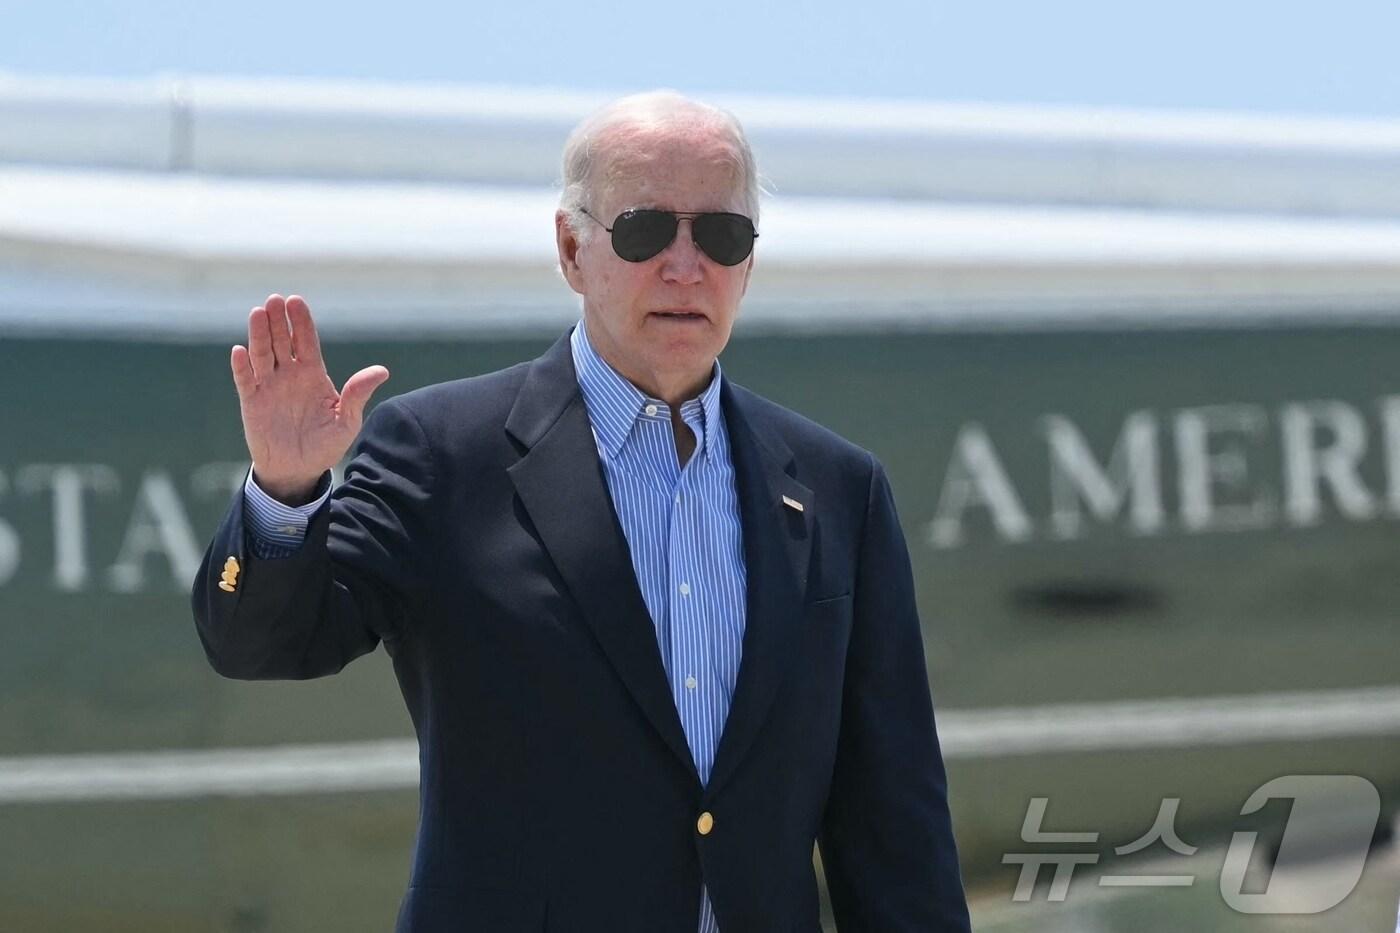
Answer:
[{"left": 556, "top": 210, "right": 586, "bottom": 296}]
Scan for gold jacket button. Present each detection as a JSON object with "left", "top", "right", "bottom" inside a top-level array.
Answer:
[{"left": 696, "top": 811, "right": 714, "bottom": 836}]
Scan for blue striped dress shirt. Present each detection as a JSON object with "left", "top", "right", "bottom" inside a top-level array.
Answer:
[{"left": 244, "top": 320, "right": 747, "bottom": 932}]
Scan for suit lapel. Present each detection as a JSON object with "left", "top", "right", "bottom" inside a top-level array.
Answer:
[
  {"left": 506, "top": 330, "right": 700, "bottom": 788},
  {"left": 705, "top": 383, "right": 814, "bottom": 797}
]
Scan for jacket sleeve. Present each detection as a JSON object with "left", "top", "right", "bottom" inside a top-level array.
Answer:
[
  {"left": 818, "top": 457, "right": 972, "bottom": 932},
  {"left": 191, "top": 397, "right": 437, "bottom": 680}
]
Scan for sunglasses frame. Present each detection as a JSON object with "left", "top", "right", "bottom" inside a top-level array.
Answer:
[{"left": 579, "top": 207, "right": 758, "bottom": 266}]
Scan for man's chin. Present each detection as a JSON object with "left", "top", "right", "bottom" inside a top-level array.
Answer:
[{"left": 642, "top": 344, "right": 722, "bottom": 387}]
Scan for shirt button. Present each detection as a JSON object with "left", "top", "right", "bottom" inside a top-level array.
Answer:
[
  {"left": 644, "top": 403, "right": 658, "bottom": 416},
  {"left": 679, "top": 582, "right": 691, "bottom": 596},
  {"left": 675, "top": 493, "right": 682, "bottom": 504},
  {"left": 685, "top": 675, "right": 697, "bottom": 690},
  {"left": 696, "top": 811, "right": 714, "bottom": 835}
]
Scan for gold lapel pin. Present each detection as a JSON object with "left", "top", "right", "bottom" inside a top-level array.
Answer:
[
  {"left": 219, "top": 556, "right": 240, "bottom": 593},
  {"left": 781, "top": 495, "right": 805, "bottom": 513}
]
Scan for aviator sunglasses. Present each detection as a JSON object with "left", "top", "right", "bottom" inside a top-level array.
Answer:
[{"left": 580, "top": 207, "right": 758, "bottom": 266}]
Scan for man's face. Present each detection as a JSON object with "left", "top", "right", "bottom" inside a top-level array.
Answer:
[{"left": 556, "top": 129, "right": 755, "bottom": 398}]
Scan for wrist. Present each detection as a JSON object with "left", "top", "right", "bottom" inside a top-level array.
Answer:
[{"left": 252, "top": 467, "right": 323, "bottom": 506}]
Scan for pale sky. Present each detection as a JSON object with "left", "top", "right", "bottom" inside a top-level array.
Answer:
[{"left": 3, "top": 0, "right": 1398, "bottom": 118}]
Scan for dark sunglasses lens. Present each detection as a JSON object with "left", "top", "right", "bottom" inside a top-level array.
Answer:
[
  {"left": 611, "top": 211, "right": 677, "bottom": 262},
  {"left": 693, "top": 213, "right": 755, "bottom": 266}
]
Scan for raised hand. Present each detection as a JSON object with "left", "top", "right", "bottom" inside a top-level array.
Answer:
[{"left": 231, "top": 294, "right": 390, "bottom": 504}]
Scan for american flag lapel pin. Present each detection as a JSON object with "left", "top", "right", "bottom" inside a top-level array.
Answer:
[{"left": 781, "top": 495, "right": 804, "bottom": 513}]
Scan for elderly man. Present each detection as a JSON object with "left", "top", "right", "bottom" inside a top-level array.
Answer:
[{"left": 193, "top": 91, "right": 970, "bottom": 932}]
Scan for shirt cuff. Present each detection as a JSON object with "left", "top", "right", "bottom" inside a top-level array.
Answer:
[{"left": 242, "top": 468, "right": 333, "bottom": 556}]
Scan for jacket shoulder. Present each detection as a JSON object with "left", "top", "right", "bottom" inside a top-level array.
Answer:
[
  {"left": 727, "top": 382, "right": 877, "bottom": 479},
  {"left": 375, "top": 359, "right": 533, "bottom": 440}
]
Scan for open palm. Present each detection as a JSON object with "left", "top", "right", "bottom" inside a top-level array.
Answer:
[{"left": 231, "top": 294, "right": 389, "bottom": 502}]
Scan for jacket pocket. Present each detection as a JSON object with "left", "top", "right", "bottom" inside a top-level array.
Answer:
[{"left": 804, "top": 592, "right": 853, "bottom": 634}]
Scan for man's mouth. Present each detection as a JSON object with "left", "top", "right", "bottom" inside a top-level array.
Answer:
[{"left": 651, "top": 310, "right": 707, "bottom": 322}]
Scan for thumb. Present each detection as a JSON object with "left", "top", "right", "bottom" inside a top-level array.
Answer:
[{"left": 339, "top": 365, "right": 391, "bottom": 421}]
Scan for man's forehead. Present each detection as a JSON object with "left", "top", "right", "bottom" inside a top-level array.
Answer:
[
  {"left": 588, "top": 123, "right": 740, "bottom": 202},
  {"left": 605, "top": 185, "right": 739, "bottom": 213},
  {"left": 596, "top": 155, "right": 741, "bottom": 213}
]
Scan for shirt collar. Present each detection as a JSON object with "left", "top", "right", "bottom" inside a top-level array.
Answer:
[{"left": 570, "top": 318, "right": 724, "bottom": 463}]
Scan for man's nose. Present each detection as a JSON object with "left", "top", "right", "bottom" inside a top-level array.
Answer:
[{"left": 659, "top": 218, "right": 704, "bottom": 284}]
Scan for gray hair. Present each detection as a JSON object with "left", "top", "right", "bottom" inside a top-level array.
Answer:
[{"left": 558, "top": 90, "right": 761, "bottom": 244}]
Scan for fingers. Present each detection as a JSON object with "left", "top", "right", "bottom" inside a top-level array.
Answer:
[
  {"left": 231, "top": 345, "right": 257, "bottom": 398},
  {"left": 339, "top": 365, "right": 391, "bottom": 421},
  {"left": 247, "top": 305, "right": 274, "bottom": 380},
  {"left": 265, "top": 294, "right": 295, "bottom": 364},
  {"left": 248, "top": 293, "right": 315, "bottom": 380},
  {"left": 286, "top": 295, "right": 324, "bottom": 367}
]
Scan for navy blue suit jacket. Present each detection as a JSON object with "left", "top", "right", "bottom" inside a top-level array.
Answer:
[{"left": 193, "top": 329, "right": 971, "bottom": 932}]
